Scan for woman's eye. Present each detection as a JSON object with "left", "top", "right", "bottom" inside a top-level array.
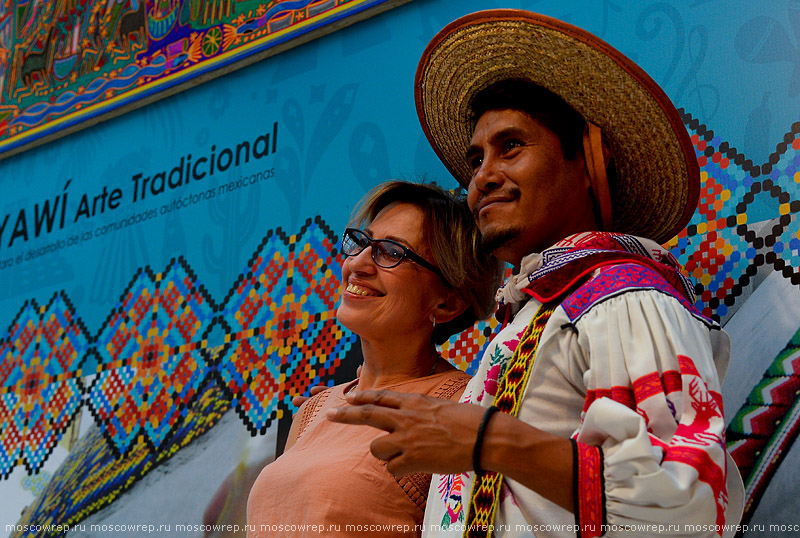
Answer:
[{"left": 384, "top": 246, "right": 404, "bottom": 260}]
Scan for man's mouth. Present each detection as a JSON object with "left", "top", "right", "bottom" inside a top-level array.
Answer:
[{"left": 474, "top": 194, "right": 517, "bottom": 219}]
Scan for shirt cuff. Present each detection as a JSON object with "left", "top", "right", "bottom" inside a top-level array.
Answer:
[{"left": 573, "top": 439, "right": 606, "bottom": 537}]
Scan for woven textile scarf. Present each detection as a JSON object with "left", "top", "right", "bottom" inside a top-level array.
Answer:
[{"left": 462, "top": 301, "right": 557, "bottom": 538}]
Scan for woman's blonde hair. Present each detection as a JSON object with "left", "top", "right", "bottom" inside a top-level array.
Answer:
[{"left": 349, "top": 181, "right": 504, "bottom": 345}]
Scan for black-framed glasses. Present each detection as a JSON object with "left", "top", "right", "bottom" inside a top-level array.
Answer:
[{"left": 342, "top": 228, "right": 444, "bottom": 278}]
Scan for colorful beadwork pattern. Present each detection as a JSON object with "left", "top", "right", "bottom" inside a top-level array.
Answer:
[
  {"left": 10, "top": 382, "right": 230, "bottom": 538},
  {"left": 216, "top": 217, "right": 357, "bottom": 435},
  {"left": 0, "top": 216, "right": 366, "bottom": 534},
  {"left": 669, "top": 111, "right": 800, "bottom": 323},
  {"left": 0, "top": 292, "right": 89, "bottom": 478},
  {"left": 86, "top": 257, "right": 217, "bottom": 456},
  {"left": 440, "top": 319, "right": 498, "bottom": 376},
  {"left": 0, "top": 0, "right": 405, "bottom": 157},
  {"left": 5, "top": 112, "right": 800, "bottom": 533}
]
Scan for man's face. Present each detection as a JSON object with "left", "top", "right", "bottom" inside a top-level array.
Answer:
[{"left": 465, "top": 108, "right": 597, "bottom": 266}]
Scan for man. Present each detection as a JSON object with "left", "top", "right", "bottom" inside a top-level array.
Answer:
[{"left": 329, "top": 10, "right": 742, "bottom": 537}]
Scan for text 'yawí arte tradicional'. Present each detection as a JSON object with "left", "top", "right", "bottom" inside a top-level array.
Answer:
[{"left": 0, "top": 123, "right": 279, "bottom": 253}]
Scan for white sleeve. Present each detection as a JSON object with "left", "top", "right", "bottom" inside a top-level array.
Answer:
[{"left": 571, "top": 290, "right": 736, "bottom": 537}]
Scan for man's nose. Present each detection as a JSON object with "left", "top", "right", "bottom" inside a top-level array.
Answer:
[{"left": 471, "top": 154, "right": 503, "bottom": 193}]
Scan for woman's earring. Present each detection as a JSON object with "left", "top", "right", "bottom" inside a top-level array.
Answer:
[{"left": 432, "top": 313, "right": 437, "bottom": 328}]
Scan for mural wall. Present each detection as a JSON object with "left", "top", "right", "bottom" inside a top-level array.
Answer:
[
  {"left": 0, "top": 0, "right": 798, "bottom": 536},
  {"left": 0, "top": 0, "right": 409, "bottom": 157}
]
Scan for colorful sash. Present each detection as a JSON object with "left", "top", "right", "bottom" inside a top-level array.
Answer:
[{"left": 463, "top": 301, "right": 557, "bottom": 538}]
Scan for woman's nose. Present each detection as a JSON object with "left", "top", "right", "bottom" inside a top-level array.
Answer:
[{"left": 346, "top": 245, "right": 378, "bottom": 273}]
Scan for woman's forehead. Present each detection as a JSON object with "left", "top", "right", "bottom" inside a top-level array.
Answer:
[{"left": 367, "top": 202, "right": 427, "bottom": 249}]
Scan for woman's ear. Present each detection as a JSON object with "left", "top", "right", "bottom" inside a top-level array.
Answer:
[{"left": 431, "top": 291, "right": 468, "bottom": 326}]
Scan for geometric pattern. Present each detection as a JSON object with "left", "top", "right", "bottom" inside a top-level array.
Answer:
[
  {"left": 726, "top": 325, "right": 800, "bottom": 526},
  {"left": 464, "top": 302, "right": 556, "bottom": 538},
  {"left": 440, "top": 318, "right": 499, "bottom": 376},
  {"left": 6, "top": 115, "right": 800, "bottom": 531},
  {"left": 10, "top": 382, "right": 230, "bottom": 538},
  {"left": 216, "top": 217, "right": 357, "bottom": 435},
  {"left": 668, "top": 111, "right": 800, "bottom": 323},
  {"left": 86, "top": 258, "right": 217, "bottom": 456},
  {"left": 1, "top": 0, "right": 400, "bottom": 156},
  {"left": 0, "top": 216, "right": 358, "bottom": 481},
  {"left": 0, "top": 293, "right": 89, "bottom": 477}
]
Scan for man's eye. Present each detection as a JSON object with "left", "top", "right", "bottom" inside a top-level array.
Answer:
[
  {"left": 469, "top": 155, "right": 483, "bottom": 172},
  {"left": 504, "top": 140, "right": 523, "bottom": 152}
]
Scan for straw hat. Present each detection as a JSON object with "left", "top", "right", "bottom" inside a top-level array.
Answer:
[{"left": 415, "top": 9, "right": 699, "bottom": 245}]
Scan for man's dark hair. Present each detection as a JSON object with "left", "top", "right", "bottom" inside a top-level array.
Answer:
[{"left": 470, "top": 79, "right": 586, "bottom": 160}]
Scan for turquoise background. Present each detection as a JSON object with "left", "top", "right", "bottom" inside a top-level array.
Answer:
[
  {"left": 1, "top": 0, "right": 798, "bottom": 534},
  {"left": 0, "top": 0, "right": 795, "bottom": 331}
]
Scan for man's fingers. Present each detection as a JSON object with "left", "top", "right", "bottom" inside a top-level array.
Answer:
[
  {"left": 370, "top": 434, "right": 402, "bottom": 462},
  {"left": 326, "top": 403, "right": 397, "bottom": 432},
  {"left": 309, "top": 385, "right": 327, "bottom": 396},
  {"left": 291, "top": 384, "right": 329, "bottom": 408},
  {"left": 291, "top": 395, "right": 310, "bottom": 408}
]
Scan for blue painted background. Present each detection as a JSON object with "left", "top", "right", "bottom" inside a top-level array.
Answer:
[{"left": 1, "top": 0, "right": 798, "bottom": 535}]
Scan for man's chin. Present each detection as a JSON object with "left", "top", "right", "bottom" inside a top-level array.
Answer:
[{"left": 481, "top": 228, "right": 520, "bottom": 255}]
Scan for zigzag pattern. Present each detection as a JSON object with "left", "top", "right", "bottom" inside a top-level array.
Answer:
[
  {"left": 670, "top": 111, "right": 800, "bottom": 323},
  {"left": 5, "top": 114, "right": 800, "bottom": 534},
  {"left": 0, "top": 216, "right": 359, "bottom": 476},
  {"left": 11, "top": 383, "right": 230, "bottom": 538},
  {"left": 727, "top": 329, "right": 800, "bottom": 525},
  {"left": 673, "top": 112, "right": 800, "bottom": 526}
]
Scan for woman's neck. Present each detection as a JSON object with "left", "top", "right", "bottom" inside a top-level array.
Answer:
[{"left": 356, "top": 336, "right": 442, "bottom": 390}]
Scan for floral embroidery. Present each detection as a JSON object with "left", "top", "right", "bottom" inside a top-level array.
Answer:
[
  {"left": 503, "top": 328, "right": 527, "bottom": 353},
  {"left": 438, "top": 473, "right": 467, "bottom": 528},
  {"left": 483, "top": 364, "right": 501, "bottom": 399},
  {"left": 478, "top": 346, "right": 507, "bottom": 403}
]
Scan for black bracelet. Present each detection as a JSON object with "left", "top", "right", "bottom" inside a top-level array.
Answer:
[{"left": 473, "top": 405, "right": 499, "bottom": 477}]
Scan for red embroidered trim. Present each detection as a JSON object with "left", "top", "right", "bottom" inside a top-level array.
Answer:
[
  {"left": 633, "top": 372, "right": 665, "bottom": 402},
  {"left": 525, "top": 255, "right": 648, "bottom": 303},
  {"left": 576, "top": 442, "right": 604, "bottom": 538},
  {"left": 582, "top": 386, "right": 635, "bottom": 413},
  {"left": 664, "top": 447, "right": 726, "bottom": 532},
  {"left": 663, "top": 370, "right": 682, "bottom": 394},
  {"left": 583, "top": 369, "right": 686, "bottom": 413},
  {"left": 678, "top": 355, "right": 700, "bottom": 376}
]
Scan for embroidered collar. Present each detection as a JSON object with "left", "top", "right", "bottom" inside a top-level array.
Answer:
[{"left": 495, "top": 232, "right": 694, "bottom": 318}]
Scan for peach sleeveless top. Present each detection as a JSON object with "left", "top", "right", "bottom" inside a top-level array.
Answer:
[{"left": 247, "top": 371, "right": 469, "bottom": 537}]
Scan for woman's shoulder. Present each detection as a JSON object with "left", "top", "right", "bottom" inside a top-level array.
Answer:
[{"left": 429, "top": 368, "right": 470, "bottom": 400}]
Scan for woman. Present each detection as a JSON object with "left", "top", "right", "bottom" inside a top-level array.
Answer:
[{"left": 246, "top": 181, "right": 502, "bottom": 537}]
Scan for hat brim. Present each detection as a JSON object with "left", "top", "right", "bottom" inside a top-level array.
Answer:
[{"left": 415, "top": 9, "right": 699, "bottom": 245}]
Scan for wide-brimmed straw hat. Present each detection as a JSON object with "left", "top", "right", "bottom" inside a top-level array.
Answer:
[{"left": 415, "top": 9, "right": 699, "bottom": 245}]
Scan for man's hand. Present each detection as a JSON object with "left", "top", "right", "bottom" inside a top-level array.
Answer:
[
  {"left": 328, "top": 388, "right": 575, "bottom": 510},
  {"left": 326, "top": 389, "right": 485, "bottom": 476},
  {"left": 291, "top": 385, "right": 328, "bottom": 408}
]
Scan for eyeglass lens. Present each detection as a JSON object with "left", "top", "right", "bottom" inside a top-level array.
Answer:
[{"left": 343, "top": 229, "right": 405, "bottom": 268}]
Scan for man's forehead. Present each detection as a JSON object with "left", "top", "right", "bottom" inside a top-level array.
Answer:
[{"left": 469, "top": 109, "right": 547, "bottom": 142}]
